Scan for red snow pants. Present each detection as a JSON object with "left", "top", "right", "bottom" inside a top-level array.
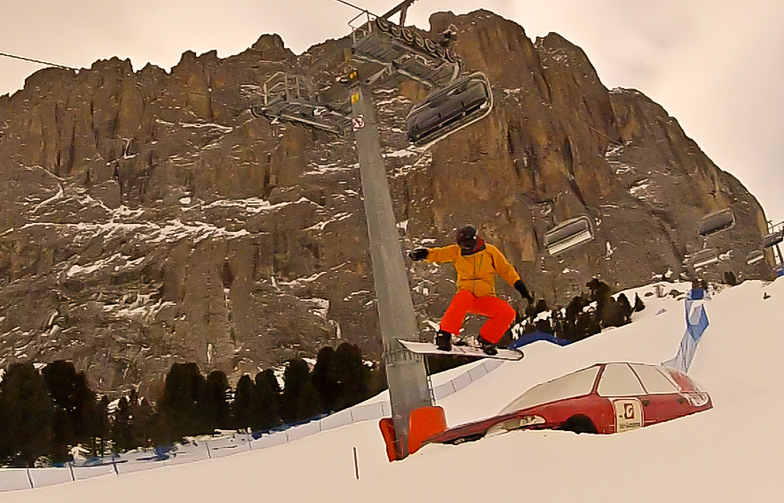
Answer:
[{"left": 439, "top": 290, "right": 516, "bottom": 344}]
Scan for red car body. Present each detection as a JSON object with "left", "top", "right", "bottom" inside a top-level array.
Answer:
[{"left": 426, "top": 362, "right": 712, "bottom": 445}]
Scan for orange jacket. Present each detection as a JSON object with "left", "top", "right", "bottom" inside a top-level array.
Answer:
[{"left": 425, "top": 243, "right": 521, "bottom": 298}]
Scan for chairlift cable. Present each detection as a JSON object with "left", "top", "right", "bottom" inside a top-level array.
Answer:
[
  {"left": 536, "top": 98, "right": 621, "bottom": 147},
  {"left": 0, "top": 51, "right": 75, "bottom": 70},
  {"left": 331, "top": 0, "right": 378, "bottom": 17}
]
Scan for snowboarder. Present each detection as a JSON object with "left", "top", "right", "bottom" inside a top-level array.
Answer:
[{"left": 409, "top": 225, "right": 533, "bottom": 355}]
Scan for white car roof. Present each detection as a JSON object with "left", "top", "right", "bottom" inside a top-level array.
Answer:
[{"left": 498, "top": 363, "right": 684, "bottom": 414}]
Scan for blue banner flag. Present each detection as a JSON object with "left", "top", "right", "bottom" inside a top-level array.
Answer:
[{"left": 663, "top": 288, "right": 710, "bottom": 373}]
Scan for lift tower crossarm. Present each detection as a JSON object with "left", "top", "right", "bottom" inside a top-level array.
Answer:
[{"left": 380, "top": 0, "right": 419, "bottom": 25}]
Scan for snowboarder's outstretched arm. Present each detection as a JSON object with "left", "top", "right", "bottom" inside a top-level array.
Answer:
[{"left": 409, "top": 245, "right": 460, "bottom": 263}]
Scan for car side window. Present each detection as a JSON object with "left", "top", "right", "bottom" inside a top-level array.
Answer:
[
  {"left": 597, "top": 363, "right": 646, "bottom": 397},
  {"left": 629, "top": 364, "right": 679, "bottom": 394}
]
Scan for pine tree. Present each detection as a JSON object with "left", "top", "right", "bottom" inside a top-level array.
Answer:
[
  {"left": 562, "top": 294, "right": 590, "bottom": 341},
  {"left": 129, "top": 389, "right": 153, "bottom": 448},
  {"left": 0, "top": 390, "right": 7, "bottom": 461},
  {"left": 50, "top": 407, "right": 74, "bottom": 463},
  {"left": 311, "top": 346, "right": 339, "bottom": 413},
  {"left": 160, "top": 363, "right": 206, "bottom": 440},
  {"left": 257, "top": 368, "right": 281, "bottom": 395},
  {"left": 296, "top": 381, "right": 323, "bottom": 422},
  {"left": 279, "top": 358, "right": 310, "bottom": 423},
  {"left": 253, "top": 371, "right": 282, "bottom": 430},
  {"left": 84, "top": 396, "right": 110, "bottom": 457},
  {"left": 232, "top": 374, "right": 255, "bottom": 431},
  {"left": 203, "top": 370, "right": 231, "bottom": 432},
  {"left": 0, "top": 391, "right": 7, "bottom": 460},
  {"left": 330, "top": 343, "right": 371, "bottom": 409},
  {"left": 42, "top": 360, "right": 95, "bottom": 446},
  {"left": 633, "top": 293, "right": 646, "bottom": 312},
  {"left": 111, "top": 397, "right": 133, "bottom": 452},
  {"left": 0, "top": 363, "right": 54, "bottom": 467},
  {"left": 366, "top": 361, "right": 388, "bottom": 397}
]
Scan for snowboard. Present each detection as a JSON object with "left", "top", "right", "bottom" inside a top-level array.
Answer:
[{"left": 397, "top": 339, "right": 524, "bottom": 361}]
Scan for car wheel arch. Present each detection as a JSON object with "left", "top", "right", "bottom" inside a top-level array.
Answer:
[{"left": 560, "top": 414, "right": 598, "bottom": 434}]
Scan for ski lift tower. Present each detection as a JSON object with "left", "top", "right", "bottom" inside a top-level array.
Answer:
[
  {"left": 341, "top": 1, "right": 464, "bottom": 460},
  {"left": 765, "top": 220, "right": 784, "bottom": 274},
  {"left": 252, "top": 0, "right": 491, "bottom": 459}
]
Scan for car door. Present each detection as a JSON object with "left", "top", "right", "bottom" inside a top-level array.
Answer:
[{"left": 596, "top": 363, "right": 648, "bottom": 433}]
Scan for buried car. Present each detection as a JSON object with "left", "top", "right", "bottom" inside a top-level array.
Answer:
[{"left": 425, "top": 362, "right": 712, "bottom": 445}]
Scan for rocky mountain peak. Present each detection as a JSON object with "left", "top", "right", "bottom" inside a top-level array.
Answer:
[
  {"left": 0, "top": 9, "right": 771, "bottom": 397},
  {"left": 250, "top": 33, "right": 292, "bottom": 60}
]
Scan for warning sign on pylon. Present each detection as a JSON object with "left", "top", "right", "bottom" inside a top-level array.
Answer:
[{"left": 352, "top": 115, "right": 365, "bottom": 131}]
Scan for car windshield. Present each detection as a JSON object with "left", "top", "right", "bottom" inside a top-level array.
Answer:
[{"left": 498, "top": 365, "right": 601, "bottom": 414}]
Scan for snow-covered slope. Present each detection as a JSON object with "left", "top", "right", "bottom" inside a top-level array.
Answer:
[{"left": 2, "top": 279, "right": 783, "bottom": 503}]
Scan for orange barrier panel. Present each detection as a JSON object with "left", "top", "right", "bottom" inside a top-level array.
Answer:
[
  {"left": 379, "top": 406, "right": 447, "bottom": 461},
  {"left": 378, "top": 417, "right": 398, "bottom": 461}
]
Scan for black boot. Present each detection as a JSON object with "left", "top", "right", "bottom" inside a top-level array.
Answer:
[
  {"left": 435, "top": 330, "right": 452, "bottom": 351},
  {"left": 477, "top": 336, "right": 498, "bottom": 355}
]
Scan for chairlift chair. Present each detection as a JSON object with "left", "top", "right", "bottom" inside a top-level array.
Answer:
[
  {"left": 746, "top": 249, "right": 764, "bottom": 265},
  {"left": 697, "top": 208, "right": 735, "bottom": 237},
  {"left": 406, "top": 72, "right": 493, "bottom": 148},
  {"left": 251, "top": 104, "right": 349, "bottom": 137},
  {"left": 690, "top": 248, "right": 719, "bottom": 269},
  {"left": 544, "top": 216, "right": 594, "bottom": 255},
  {"left": 249, "top": 71, "right": 351, "bottom": 137},
  {"left": 762, "top": 230, "right": 783, "bottom": 249}
]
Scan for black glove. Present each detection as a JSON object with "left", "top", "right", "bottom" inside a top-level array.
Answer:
[
  {"left": 514, "top": 280, "right": 533, "bottom": 302},
  {"left": 409, "top": 248, "right": 429, "bottom": 261}
]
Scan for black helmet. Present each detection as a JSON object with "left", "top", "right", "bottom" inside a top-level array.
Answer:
[{"left": 455, "top": 225, "right": 478, "bottom": 252}]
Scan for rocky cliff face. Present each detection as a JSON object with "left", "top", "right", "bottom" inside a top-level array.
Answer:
[{"left": 0, "top": 11, "right": 771, "bottom": 396}]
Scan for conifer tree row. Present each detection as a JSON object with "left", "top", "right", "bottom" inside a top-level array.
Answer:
[{"left": 0, "top": 342, "right": 384, "bottom": 467}]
